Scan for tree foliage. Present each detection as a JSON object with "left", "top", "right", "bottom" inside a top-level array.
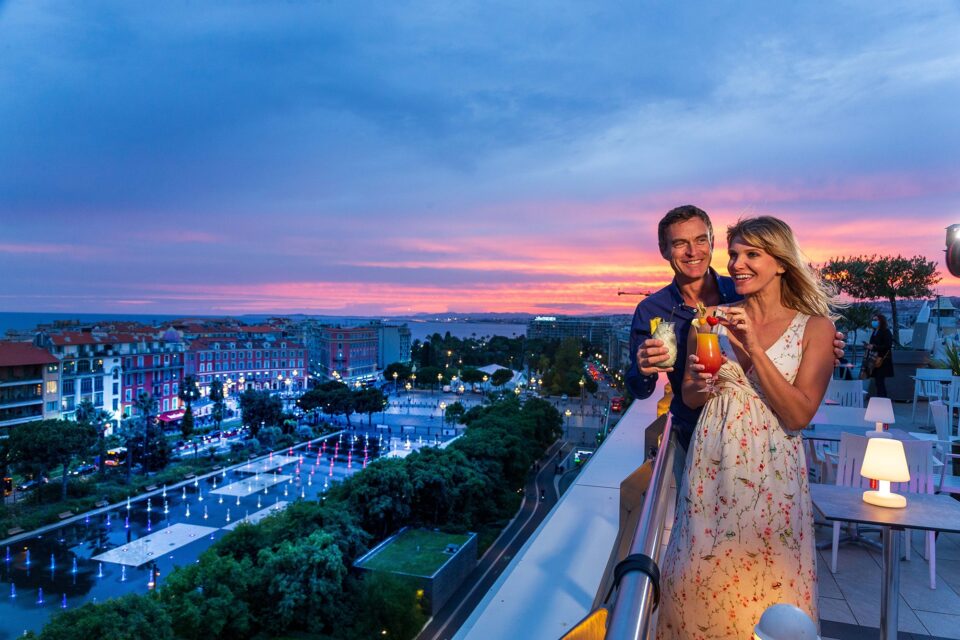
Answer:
[
  {"left": 490, "top": 368, "right": 513, "bottom": 389},
  {"left": 35, "top": 594, "right": 174, "bottom": 640},
  {"left": 208, "top": 379, "right": 225, "bottom": 430},
  {"left": 6, "top": 419, "right": 97, "bottom": 501},
  {"left": 178, "top": 375, "right": 201, "bottom": 439},
  {"left": 822, "top": 254, "right": 940, "bottom": 344},
  {"left": 239, "top": 390, "right": 284, "bottom": 438}
]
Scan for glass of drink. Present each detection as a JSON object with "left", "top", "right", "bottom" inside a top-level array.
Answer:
[
  {"left": 652, "top": 321, "right": 678, "bottom": 369},
  {"left": 696, "top": 332, "right": 723, "bottom": 393}
]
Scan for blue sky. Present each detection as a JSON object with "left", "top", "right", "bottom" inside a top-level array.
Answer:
[{"left": 1, "top": 1, "right": 958, "bottom": 314}]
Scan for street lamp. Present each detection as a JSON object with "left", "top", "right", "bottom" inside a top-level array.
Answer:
[
  {"left": 579, "top": 377, "right": 585, "bottom": 417},
  {"left": 564, "top": 409, "right": 572, "bottom": 442},
  {"left": 393, "top": 371, "right": 398, "bottom": 395},
  {"left": 437, "top": 372, "right": 443, "bottom": 394},
  {"left": 405, "top": 382, "right": 411, "bottom": 394},
  {"left": 439, "top": 401, "right": 447, "bottom": 430},
  {"left": 410, "top": 372, "right": 416, "bottom": 390}
]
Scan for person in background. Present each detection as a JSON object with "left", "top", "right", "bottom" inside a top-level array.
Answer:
[{"left": 866, "top": 313, "right": 894, "bottom": 397}]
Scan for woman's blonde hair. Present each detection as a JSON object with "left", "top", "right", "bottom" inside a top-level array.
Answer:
[{"left": 726, "top": 216, "right": 839, "bottom": 319}]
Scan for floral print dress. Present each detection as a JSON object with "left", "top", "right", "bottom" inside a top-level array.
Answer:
[{"left": 657, "top": 313, "right": 818, "bottom": 639}]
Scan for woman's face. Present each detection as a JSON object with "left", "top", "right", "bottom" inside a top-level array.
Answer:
[{"left": 727, "top": 236, "right": 784, "bottom": 296}]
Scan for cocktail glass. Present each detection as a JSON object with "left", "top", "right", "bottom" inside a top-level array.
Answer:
[
  {"left": 652, "top": 321, "right": 678, "bottom": 369},
  {"left": 696, "top": 332, "right": 723, "bottom": 393}
]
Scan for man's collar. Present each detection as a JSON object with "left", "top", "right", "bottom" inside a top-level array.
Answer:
[{"left": 668, "top": 267, "right": 735, "bottom": 309}]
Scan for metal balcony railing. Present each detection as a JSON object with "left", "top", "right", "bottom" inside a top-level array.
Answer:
[{"left": 601, "top": 414, "right": 680, "bottom": 640}]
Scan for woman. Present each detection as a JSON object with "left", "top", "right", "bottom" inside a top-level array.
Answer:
[
  {"left": 866, "top": 313, "right": 894, "bottom": 398},
  {"left": 657, "top": 216, "right": 837, "bottom": 639}
]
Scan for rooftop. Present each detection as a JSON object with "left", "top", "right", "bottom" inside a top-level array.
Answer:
[
  {"left": 360, "top": 529, "right": 472, "bottom": 577},
  {"left": 0, "top": 341, "right": 58, "bottom": 367},
  {"left": 455, "top": 383, "right": 960, "bottom": 640}
]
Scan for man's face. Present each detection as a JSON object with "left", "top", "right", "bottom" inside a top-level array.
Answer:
[{"left": 662, "top": 218, "right": 713, "bottom": 282}]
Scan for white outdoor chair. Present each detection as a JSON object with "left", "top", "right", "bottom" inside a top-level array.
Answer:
[
  {"left": 897, "top": 439, "right": 938, "bottom": 589},
  {"left": 912, "top": 377, "right": 945, "bottom": 425},
  {"left": 948, "top": 378, "right": 960, "bottom": 439},
  {"left": 830, "top": 434, "right": 938, "bottom": 589},
  {"left": 830, "top": 433, "right": 873, "bottom": 574},
  {"left": 825, "top": 379, "right": 866, "bottom": 408},
  {"left": 910, "top": 402, "right": 960, "bottom": 496}
]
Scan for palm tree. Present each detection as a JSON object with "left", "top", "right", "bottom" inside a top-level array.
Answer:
[
  {"left": 75, "top": 399, "right": 114, "bottom": 476},
  {"left": 132, "top": 392, "right": 158, "bottom": 479},
  {"left": 178, "top": 375, "right": 201, "bottom": 439}
]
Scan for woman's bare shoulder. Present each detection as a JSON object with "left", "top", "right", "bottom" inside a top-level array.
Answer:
[{"left": 803, "top": 315, "right": 836, "bottom": 342}]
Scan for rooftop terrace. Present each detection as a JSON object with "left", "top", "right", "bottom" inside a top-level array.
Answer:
[{"left": 456, "top": 381, "right": 960, "bottom": 639}]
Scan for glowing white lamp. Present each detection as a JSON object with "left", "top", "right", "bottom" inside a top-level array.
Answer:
[
  {"left": 864, "top": 396, "right": 895, "bottom": 437},
  {"left": 860, "top": 437, "right": 910, "bottom": 508},
  {"left": 753, "top": 603, "right": 820, "bottom": 639}
]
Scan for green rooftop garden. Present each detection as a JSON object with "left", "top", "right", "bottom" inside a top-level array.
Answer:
[{"left": 361, "top": 529, "right": 471, "bottom": 577}]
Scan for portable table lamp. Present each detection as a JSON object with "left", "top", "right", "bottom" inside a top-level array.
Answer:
[
  {"left": 864, "top": 396, "right": 894, "bottom": 438},
  {"left": 860, "top": 437, "right": 910, "bottom": 508}
]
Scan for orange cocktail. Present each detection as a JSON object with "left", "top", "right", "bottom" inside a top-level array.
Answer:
[{"left": 696, "top": 332, "right": 723, "bottom": 377}]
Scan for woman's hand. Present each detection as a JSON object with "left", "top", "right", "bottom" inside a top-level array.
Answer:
[
  {"left": 718, "top": 306, "right": 761, "bottom": 356},
  {"left": 685, "top": 353, "right": 713, "bottom": 392}
]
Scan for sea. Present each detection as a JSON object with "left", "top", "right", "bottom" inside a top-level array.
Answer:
[{"left": 0, "top": 312, "right": 527, "bottom": 342}]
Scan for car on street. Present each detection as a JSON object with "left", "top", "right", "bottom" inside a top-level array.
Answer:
[{"left": 71, "top": 463, "right": 97, "bottom": 476}]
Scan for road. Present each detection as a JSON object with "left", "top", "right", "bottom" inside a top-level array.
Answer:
[{"left": 417, "top": 440, "right": 569, "bottom": 640}]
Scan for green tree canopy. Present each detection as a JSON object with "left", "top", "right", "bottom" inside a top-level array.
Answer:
[
  {"left": 7, "top": 419, "right": 97, "bottom": 501},
  {"left": 444, "top": 401, "right": 466, "bottom": 425},
  {"left": 459, "top": 367, "right": 485, "bottom": 384},
  {"left": 490, "top": 368, "right": 513, "bottom": 389},
  {"left": 178, "top": 375, "right": 202, "bottom": 439},
  {"left": 239, "top": 390, "right": 284, "bottom": 438},
  {"left": 208, "top": 379, "right": 225, "bottom": 430},
  {"left": 383, "top": 362, "right": 413, "bottom": 382},
  {"left": 822, "top": 254, "right": 940, "bottom": 344},
  {"left": 35, "top": 593, "right": 174, "bottom": 640}
]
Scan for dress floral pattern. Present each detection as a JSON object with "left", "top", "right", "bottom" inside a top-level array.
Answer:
[{"left": 657, "top": 313, "right": 818, "bottom": 639}]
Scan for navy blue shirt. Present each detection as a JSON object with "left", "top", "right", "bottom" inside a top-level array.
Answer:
[{"left": 625, "top": 268, "right": 740, "bottom": 450}]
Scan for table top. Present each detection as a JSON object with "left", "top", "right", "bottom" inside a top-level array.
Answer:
[
  {"left": 811, "top": 404, "right": 868, "bottom": 427},
  {"left": 811, "top": 484, "right": 960, "bottom": 533},
  {"left": 913, "top": 369, "right": 953, "bottom": 381},
  {"left": 803, "top": 425, "right": 914, "bottom": 442}
]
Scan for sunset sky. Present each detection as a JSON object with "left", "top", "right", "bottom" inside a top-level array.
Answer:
[{"left": 1, "top": 1, "right": 959, "bottom": 316}]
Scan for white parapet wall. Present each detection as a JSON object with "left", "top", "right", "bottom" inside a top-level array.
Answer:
[{"left": 454, "top": 380, "right": 664, "bottom": 640}]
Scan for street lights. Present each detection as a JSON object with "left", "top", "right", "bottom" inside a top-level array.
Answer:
[
  {"left": 564, "top": 409, "right": 572, "bottom": 442},
  {"left": 393, "top": 371, "right": 398, "bottom": 395},
  {"left": 439, "top": 401, "right": 447, "bottom": 430},
  {"left": 579, "top": 377, "right": 585, "bottom": 417},
  {"left": 437, "top": 372, "right": 443, "bottom": 394}
]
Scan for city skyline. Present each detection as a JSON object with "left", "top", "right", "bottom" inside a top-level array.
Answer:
[{"left": 1, "top": 1, "right": 959, "bottom": 315}]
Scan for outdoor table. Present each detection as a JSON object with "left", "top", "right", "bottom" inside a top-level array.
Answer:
[
  {"left": 810, "top": 485, "right": 960, "bottom": 640},
  {"left": 811, "top": 404, "right": 867, "bottom": 427},
  {"left": 802, "top": 425, "right": 914, "bottom": 443}
]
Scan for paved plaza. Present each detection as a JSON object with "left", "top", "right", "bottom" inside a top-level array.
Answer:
[
  {"left": 223, "top": 502, "right": 290, "bottom": 530},
  {"left": 212, "top": 474, "right": 293, "bottom": 497},
  {"left": 92, "top": 523, "right": 218, "bottom": 567},
  {"left": 234, "top": 455, "right": 299, "bottom": 475}
]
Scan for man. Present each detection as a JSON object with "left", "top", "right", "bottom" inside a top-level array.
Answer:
[{"left": 625, "top": 205, "right": 844, "bottom": 452}]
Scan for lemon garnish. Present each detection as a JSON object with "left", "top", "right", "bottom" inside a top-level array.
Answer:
[{"left": 650, "top": 317, "right": 661, "bottom": 334}]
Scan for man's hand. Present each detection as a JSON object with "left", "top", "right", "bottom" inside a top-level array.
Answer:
[
  {"left": 638, "top": 338, "right": 672, "bottom": 375},
  {"left": 832, "top": 330, "right": 846, "bottom": 367}
]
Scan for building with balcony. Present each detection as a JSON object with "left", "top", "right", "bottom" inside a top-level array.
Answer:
[
  {"left": 0, "top": 341, "right": 60, "bottom": 431},
  {"left": 118, "top": 330, "right": 186, "bottom": 420},
  {"left": 40, "top": 331, "right": 122, "bottom": 431},
  {"left": 314, "top": 325, "right": 379, "bottom": 382},
  {"left": 184, "top": 337, "right": 307, "bottom": 397}
]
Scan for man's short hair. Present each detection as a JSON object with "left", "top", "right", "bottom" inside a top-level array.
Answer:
[{"left": 657, "top": 205, "right": 713, "bottom": 254}]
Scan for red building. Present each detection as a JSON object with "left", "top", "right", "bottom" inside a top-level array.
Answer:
[
  {"left": 315, "top": 325, "right": 379, "bottom": 382},
  {"left": 185, "top": 336, "right": 307, "bottom": 397}
]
